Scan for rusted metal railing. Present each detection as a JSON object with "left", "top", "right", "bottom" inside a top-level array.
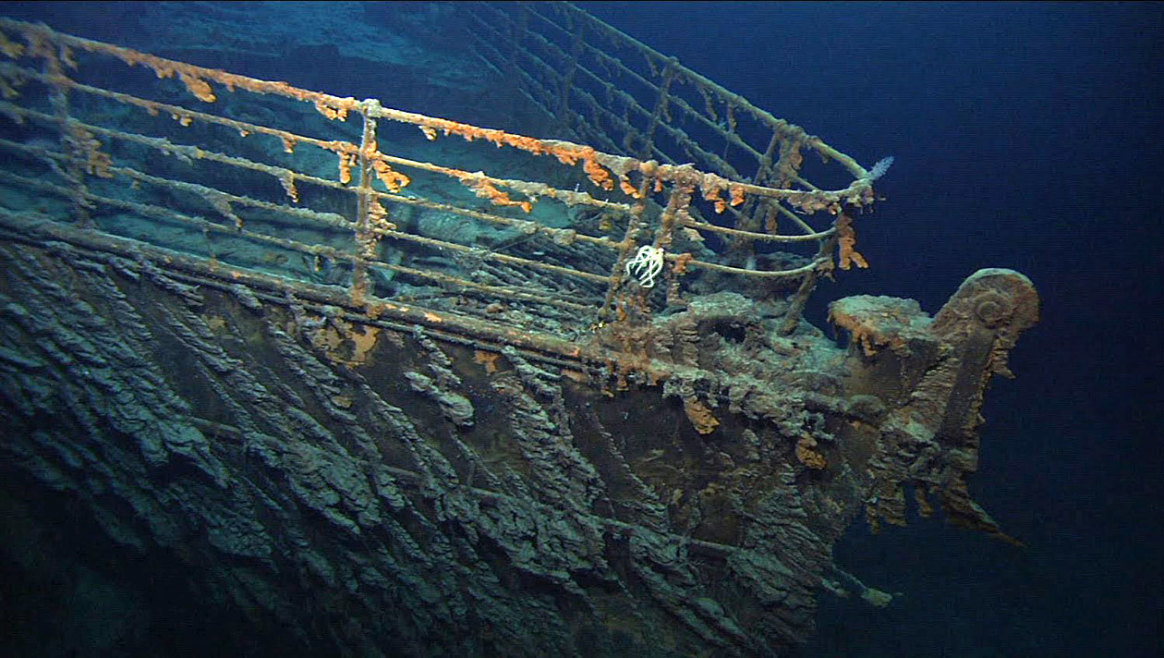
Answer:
[{"left": 0, "top": 12, "right": 882, "bottom": 345}]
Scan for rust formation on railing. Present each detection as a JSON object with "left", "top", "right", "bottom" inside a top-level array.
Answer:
[
  {"left": 463, "top": 1, "right": 886, "bottom": 321},
  {"left": 0, "top": 13, "right": 1045, "bottom": 657},
  {"left": 0, "top": 11, "right": 881, "bottom": 355}
]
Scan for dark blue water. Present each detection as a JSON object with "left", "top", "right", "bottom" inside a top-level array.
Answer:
[
  {"left": 583, "top": 3, "right": 1163, "bottom": 655},
  {"left": 3, "top": 2, "right": 1161, "bottom": 656}
]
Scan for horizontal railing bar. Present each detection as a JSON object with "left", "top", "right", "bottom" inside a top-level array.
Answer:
[{"left": 0, "top": 166, "right": 602, "bottom": 310}]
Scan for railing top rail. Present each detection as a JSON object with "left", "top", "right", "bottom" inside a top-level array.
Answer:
[{"left": 0, "top": 12, "right": 885, "bottom": 336}]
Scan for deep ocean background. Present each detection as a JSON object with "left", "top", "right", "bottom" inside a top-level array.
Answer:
[
  {"left": 583, "top": 3, "right": 1164, "bottom": 655},
  {"left": 1, "top": 2, "right": 1161, "bottom": 656}
]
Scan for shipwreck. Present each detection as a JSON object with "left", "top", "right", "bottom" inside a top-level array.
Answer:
[{"left": 0, "top": 5, "right": 1038, "bottom": 656}]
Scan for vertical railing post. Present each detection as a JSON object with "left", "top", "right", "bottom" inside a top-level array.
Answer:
[
  {"left": 351, "top": 101, "right": 379, "bottom": 306},
  {"left": 600, "top": 177, "right": 690, "bottom": 322},
  {"left": 555, "top": 15, "right": 585, "bottom": 134},
  {"left": 738, "top": 132, "right": 781, "bottom": 233},
  {"left": 635, "top": 58, "right": 678, "bottom": 162},
  {"left": 780, "top": 237, "right": 834, "bottom": 336},
  {"left": 656, "top": 181, "right": 692, "bottom": 308},
  {"left": 600, "top": 172, "right": 655, "bottom": 321},
  {"left": 34, "top": 26, "right": 93, "bottom": 227}
]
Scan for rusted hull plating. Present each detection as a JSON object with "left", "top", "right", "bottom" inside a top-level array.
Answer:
[
  {"left": 0, "top": 212, "right": 1037, "bottom": 655},
  {"left": 0, "top": 11, "right": 1037, "bottom": 657}
]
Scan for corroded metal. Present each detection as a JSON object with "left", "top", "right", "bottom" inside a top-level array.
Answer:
[{"left": 0, "top": 11, "right": 1038, "bottom": 657}]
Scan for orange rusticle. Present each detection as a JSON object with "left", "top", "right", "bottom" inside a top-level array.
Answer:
[
  {"left": 729, "top": 185, "right": 746, "bottom": 207},
  {"left": 683, "top": 397, "right": 720, "bottom": 435},
  {"left": 405, "top": 118, "right": 626, "bottom": 197},
  {"left": 498, "top": 133, "right": 549, "bottom": 155},
  {"left": 461, "top": 175, "right": 533, "bottom": 213},
  {"left": 473, "top": 350, "right": 502, "bottom": 374},
  {"left": 371, "top": 159, "right": 410, "bottom": 193},
  {"left": 550, "top": 145, "right": 618, "bottom": 192},
  {"left": 835, "top": 213, "right": 868, "bottom": 270},
  {"left": 618, "top": 175, "right": 642, "bottom": 199},
  {"left": 368, "top": 198, "right": 397, "bottom": 231},
  {"left": 67, "top": 125, "right": 113, "bottom": 178},
  {"left": 795, "top": 435, "right": 827, "bottom": 470},
  {"left": 826, "top": 302, "right": 914, "bottom": 359},
  {"left": 348, "top": 325, "right": 379, "bottom": 364},
  {"left": 337, "top": 151, "right": 356, "bottom": 185},
  {"left": 53, "top": 25, "right": 364, "bottom": 121},
  {"left": 432, "top": 119, "right": 550, "bottom": 158},
  {"left": 702, "top": 185, "right": 728, "bottom": 214},
  {"left": 697, "top": 174, "right": 745, "bottom": 214},
  {"left": 179, "top": 71, "right": 215, "bottom": 103},
  {"left": 583, "top": 153, "right": 614, "bottom": 191},
  {"left": 313, "top": 100, "right": 348, "bottom": 121},
  {"left": 310, "top": 318, "right": 380, "bottom": 367},
  {"left": 356, "top": 232, "right": 380, "bottom": 260},
  {"left": 552, "top": 147, "right": 583, "bottom": 167}
]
